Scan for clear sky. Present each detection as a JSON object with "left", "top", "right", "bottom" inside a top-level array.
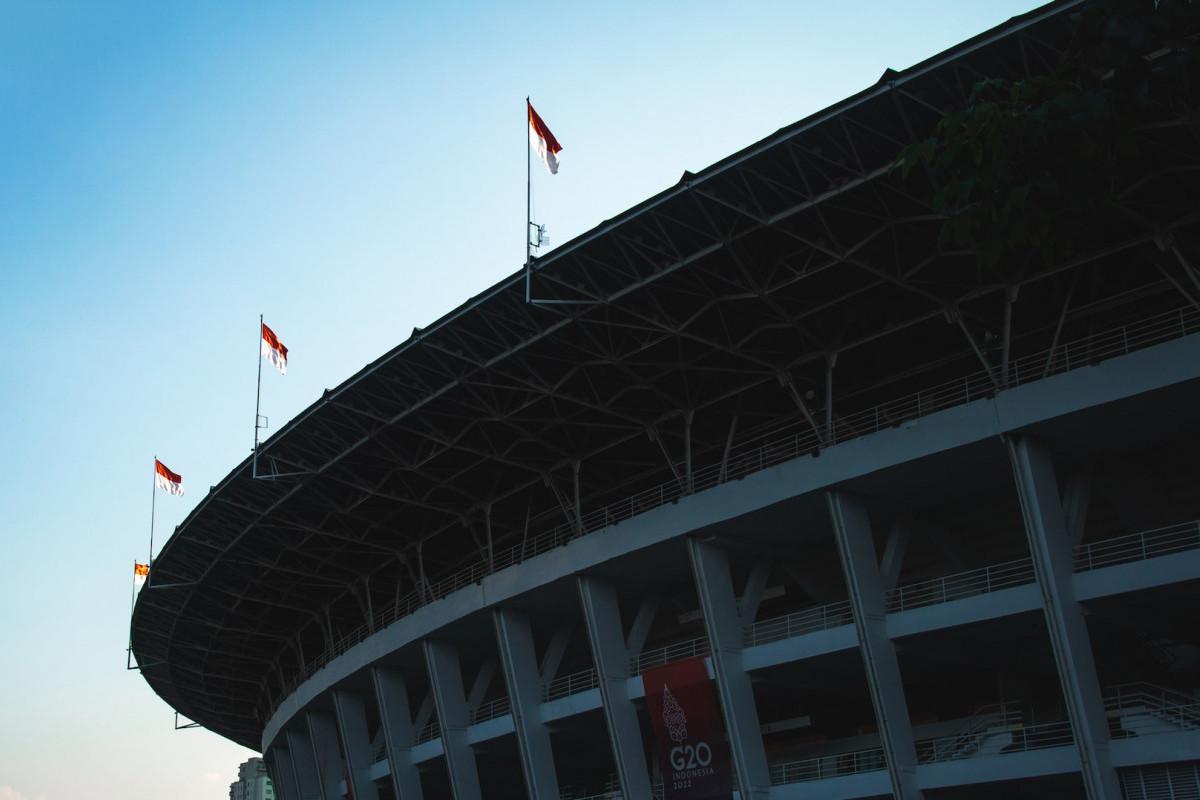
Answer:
[{"left": 0, "top": 2, "right": 1043, "bottom": 798}]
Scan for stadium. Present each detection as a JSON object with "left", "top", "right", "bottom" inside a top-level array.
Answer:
[{"left": 131, "top": 1, "right": 1200, "bottom": 799}]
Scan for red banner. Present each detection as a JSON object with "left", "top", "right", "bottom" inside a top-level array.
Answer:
[{"left": 642, "top": 656, "right": 733, "bottom": 800}]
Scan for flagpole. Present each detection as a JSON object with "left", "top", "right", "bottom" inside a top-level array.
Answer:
[
  {"left": 148, "top": 457, "right": 157, "bottom": 588},
  {"left": 254, "top": 314, "right": 264, "bottom": 478},
  {"left": 128, "top": 558, "right": 137, "bottom": 667},
  {"left": 525, "top": 97, "right": 532, "bottom": 304}
]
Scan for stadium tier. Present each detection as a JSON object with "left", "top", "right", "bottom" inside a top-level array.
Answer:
[{"left": 131, "top": 1, "right": 1200, "bottom": 798}]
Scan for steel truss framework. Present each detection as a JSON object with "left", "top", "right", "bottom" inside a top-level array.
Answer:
[{"left": 132, "top": 0, "right": 1200, "bottom": 749}]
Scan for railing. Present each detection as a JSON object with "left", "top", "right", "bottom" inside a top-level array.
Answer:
[
  {"left": 263, "top": 305, "right": 1200, "bottom": 720},
  {"left": 1001, "top": 720, "right": 1074, "bottom": 753},
  {"left": 1106, "top": 682, "right": 1200, "bottom": 734},
  {"left": 1121, "top": 702, "right": 1200, "bottom": 735},
  {"left": 560, "top": 776, "right": 622, "bottom": 800},
  {"left": 1074, "top": 520, "right": 1200, "bottom": 572},
  {"left": 415, "top": 720, "right": 440, "bottom": 744},
  {"left": 743, "top": 600, "right": 853, "bottom": 647},
  {"left": 769, "top": 747, "right": 887, "bottom": 784},
  {"left": 886, "top": 557, "right": 1035, "bottom": 613},
  {"left": 1105, "top": 682, "right": 1198, "bottom": 713},
  {"left": 630, "top": 636, "right": 709, "bottom": 674},
  {"left": 915, "top": 702, "right": 1021, "bottom": 764},
  {"left": 544, "top": 667, "right": 599, "bottom": 702},
  {"left": 469, "top": 696, "right": 510, "bottom": 725}
]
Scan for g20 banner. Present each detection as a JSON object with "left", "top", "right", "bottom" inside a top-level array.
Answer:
[{"left": 641, "top": 656, "right": 733, "bottom": 800}]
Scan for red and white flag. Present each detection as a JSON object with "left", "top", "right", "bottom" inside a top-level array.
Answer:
[
  {"left": 261, "top": 322, "right": 288, "bottom": 375},
  {"left": 528, "top": 101, "right": 562, "bottom": 175},
  {"left": 155, "top": 459, "right": 184, "bottom": 496},
  {"left": 134, "top": 562, "right": 149, "bottom": 587}
]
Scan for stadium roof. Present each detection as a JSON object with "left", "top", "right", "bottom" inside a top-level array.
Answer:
[{"left": 131, "top": 0, "right": 1200, "bottom": 749}]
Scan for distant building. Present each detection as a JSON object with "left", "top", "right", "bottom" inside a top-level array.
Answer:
[{"left": 229, "top": 757, "right": 274, "bottom": 800}]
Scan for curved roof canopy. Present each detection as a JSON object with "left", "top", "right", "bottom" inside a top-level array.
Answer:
[{"left": 132, "top": 0, "right": 1200, "bottom": 749}]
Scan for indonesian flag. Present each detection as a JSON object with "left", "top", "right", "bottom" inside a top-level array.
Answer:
[
  {"left": 528, "top": 101, "right": 562, "bottom": 175},
  {"left": 154, "top": 459, "right": 184, "bottom": 496},
  {"left": 134, "top": 562, "right": 149, "bottom": 587},
  {"left": 261, "top": 322, "right": 288, "bottom": 375}
]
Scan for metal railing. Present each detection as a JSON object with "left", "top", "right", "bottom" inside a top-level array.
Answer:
[
  {"left": 544, "top": 667, "right": 599, "bottom": 702},
  {"left": 915, "top": 702, "right": 1022, "bottom": 764},
  {"left": 560, "top": 776, "right": 622, "bottom": 800},
  {"left": 1106, "top": 682, "right": 1200, "bottom": 734},
  {"left": 262, "top": 305, "right": 1200, "bottom": 720},
  {"left": 743, "top": 600, "right": 853, "bottom": 647},
  {"left": 469, "top": 696, "right": 510, "bottom": 725},
  {"left": 886, "top": 557, "right": 1036, "bottom": 613},
  {"left": 415, "top": 720, "right": 440, "bottom": 744},
  {"left": 1000, "top": 720, "right": 1075, "bottom": 753},
  {"left": 769, "top": 747, "right": 887, "bottom": 784},
  {"left": 1105, "top": 682, "right": 1198, "bottom": 713},
  {"left": 1074, "top": 520, "right": 1200, "bottom": 572},
  {"left": 630, "top": 636, "right": 709, "bottom": 674}
]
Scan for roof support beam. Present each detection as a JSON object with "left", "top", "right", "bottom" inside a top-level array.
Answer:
[
  {"left": 494, "top": 608, "right": 561, "bottom": 800},
  {"left": 688, "top": 537, "right": 770, "bottom": 800},
  {"left": 578, "top": 575, "right": 652, "bottom": 800},
  {"left": 372, "top": 666, "right": 426, "bottom": 800},
  {"left": 423, "top": 638, "right": 483, "bottom": 800},
  {"left": 827, "top": 491, "right": 922, "bottom": 800},
  {"left": 1008, "top": 436, "right": 1121, "bottom": 800}
]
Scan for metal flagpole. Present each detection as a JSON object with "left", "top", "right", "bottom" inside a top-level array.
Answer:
[
  {"left": 127, "top": 559, "right": 138, "bottom": 668},
  {"left": 254, "top": 314, "right": 264, "bottom": 478},
  {"left": 526, "top": 97, "right": 532, "bottom": 303},
  {"left": 148, "top": 457, "right": 157, "bottom": 589}
]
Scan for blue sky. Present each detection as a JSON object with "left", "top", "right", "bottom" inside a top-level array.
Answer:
[{"left": 0, "top": 2, "right": 1042, "bottom": 798}]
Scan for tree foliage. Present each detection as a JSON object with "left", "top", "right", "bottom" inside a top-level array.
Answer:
[{"left": 899, "top": 0, "right": 1200, "bottom": 268}]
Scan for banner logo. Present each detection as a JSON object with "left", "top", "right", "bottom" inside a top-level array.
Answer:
[{"left": 642, "top": 656, "right": 732, "bottom": 800}]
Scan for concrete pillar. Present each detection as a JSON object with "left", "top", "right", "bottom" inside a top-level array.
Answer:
[
  {"left": 307, "top": 708, "right": 345, "bottom": 800},
  {"left": 423, "top": 639, "right": 483, "bottom": 800},
  {"left": 494, "top": 608, "right": 561, "bottom": 800},
  {"left": 1008, "top": 436, "right": 1121, "bottom": 800},
  {"left": 827, "top": 490, "right": 923, "bottom": 800},
  {"left": 372, "top": 666, "right": 425, "bottom": 800},
  {"left": 286, "top": 726, "right": 323, "bottom": 800},
  {"left": 577, "top": 575, "right": 652, "bottom": 800},
  {"left": 266, "top": 744, "right": 301, "bottom": 800},
  {"left": 333, "top": 689, "right": 380, "bottom": 800},
  {"left": 687, "top": 537, "right": 770, "bottom": 800}
]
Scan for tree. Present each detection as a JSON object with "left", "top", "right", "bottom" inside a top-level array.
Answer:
[{"left": 899, "top": 0, "right": 1200, "bottom": 268}]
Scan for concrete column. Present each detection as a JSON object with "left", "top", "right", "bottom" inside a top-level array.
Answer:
[
  {"left": 423, "top": 639, "right": 483, "bottom": 800},
  {"left": 577, "top": 575, "right": 651, "bottom": 800},
  {"left": 307, "top": 708, "right": 345, "bottom": 800},
  {"left": 494, "top": 608, "right": 561, "bottom": 800},
  {"left": 687, "top": 537, "right": 770, "bottom": 800},
  {"left": 266, "top": 744, "right": 301, "bottom": 800},
  {"left": 333, "top": 689, "right": 380, "bottom": 800},
  {"left": 286, "top": 726, "right": 323, "bottom": 800},
  {"left": 1008, "top": 436, "right": 1121, "bottom": 800},
  {"left": 372, "top": 666, "right": 425, "bottom": 800},
  {"left": 827, "top": 490, "right": 922, "bottom": 800}
]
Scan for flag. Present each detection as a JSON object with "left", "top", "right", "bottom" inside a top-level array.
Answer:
[
  {"left": 134, "top": 562, "right": 149, "bottom": 587},
  {"left": 262, "top": 322, "right": 288, "bottom": 375},
  {"left": 155, "top": 459, "right": 184, "bottom": 496},
  {"left": 528, "top": 101, "right": 562, "bottom": 175}
]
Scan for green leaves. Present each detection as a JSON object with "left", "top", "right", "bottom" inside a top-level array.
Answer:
[{"left": 897, "top": 0, "right": 1200, "bottom": 272}]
